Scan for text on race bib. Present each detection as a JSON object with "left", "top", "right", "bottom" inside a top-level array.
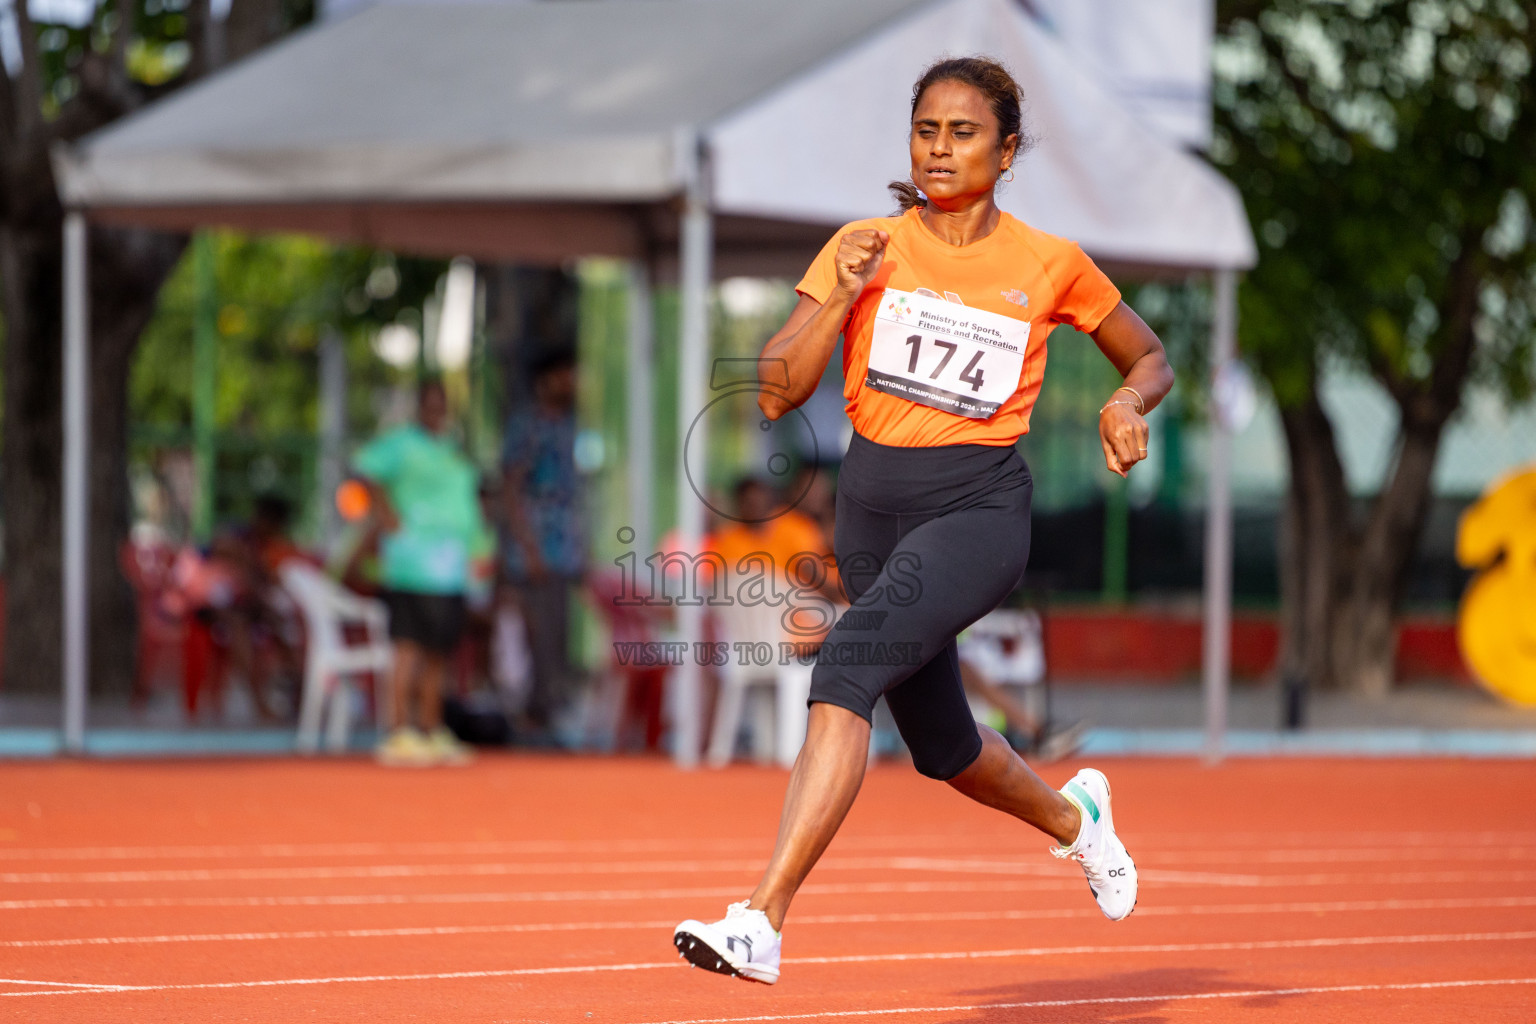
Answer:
[{"left": 864, "top": 289, "right": 1030, "bottom": 420}]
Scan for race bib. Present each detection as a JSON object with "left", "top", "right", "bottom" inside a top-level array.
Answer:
[{"left": 865, "top": 289, "right": 1030, "bottom": 419}]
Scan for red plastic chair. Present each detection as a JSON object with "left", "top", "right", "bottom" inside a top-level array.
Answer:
[
  {"left": 586, "top": 570, "right": 669, "bottom": 752},
  {"left": 118, "top": 539, "right": 191, "bottom": 710}
]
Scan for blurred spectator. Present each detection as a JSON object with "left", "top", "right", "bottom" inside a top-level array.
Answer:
[
  {"left": 234, "top": 493, "right": 308, "bottom": 699},
  {"left": 501, "top": 350, "right": 586, "bottom": 739},
  {"left": 956, "top": 616, "right": 1085, "bottom": 763},
  {"left": 173, "top": 526, "right": 286, "bottom": 722},
  {"left": 354, "top": 378, "right": 482, "bottom": 767},
  {"left": 789, "top": 463, "right": 837, "bottom": 549},
  {"left": 708, "top": 477, "right": 840, "bottom": 643}
]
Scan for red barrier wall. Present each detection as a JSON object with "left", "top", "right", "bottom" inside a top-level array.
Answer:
[{"left": 1044, "top": 607, "right": 1469, "bottom": 683}]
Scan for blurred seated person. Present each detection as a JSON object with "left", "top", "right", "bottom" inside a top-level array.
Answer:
[
  {"left": 788, "top": 464, "right": 838, "bottom": 552},
  {"left": 957, "top": 620, "right": 1085, "bottom": 764},
  {"left": 707, "top": 476, "right": 841, "bottom": 647},
  {"left": 174, "top": 503, "right": 299, "bottom": 721}
]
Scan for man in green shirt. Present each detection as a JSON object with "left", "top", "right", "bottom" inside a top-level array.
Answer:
[{"left": 354, "top": 379, "right": 483, "bottom": 766}]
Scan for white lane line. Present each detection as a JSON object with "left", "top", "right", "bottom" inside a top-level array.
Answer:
[
  {"left": 0, "top": 859, "right": 773, "bottom": 885},
  {"left": 1143, "top": 830, "right": 1536, "bottom": 847},
  {"left": 8, "top": 895, "right": 1536, "bottom": 949},
  {"left": 1161, "top": 846, "right": 1536, "bottom": 864},
  {"left": 0, "top": 962, "right": 674, "bottom": 997},
  {"left": 7, "top": 871, "right": 1536, "bottom": 912},
  {"left": 3, "top": 831, "right": 1534, "bottom": 861},
  {"left": 3, "top": 931, "right": 1533, "bottom": 999},
  {"left": 633, "top": 977, "right": 1536, "bottom": 1024},
  {"left": 0, "top": 879, "right": 1079, "bottom": 911},
  {"left": 0, "top": 979, "right": 130, "bottom": 990},
  {"left": 0, "top": 857, "right": 1264, "bottom": 886},
  {"left": 786, "top": 929, "right": 1536, "bottom": 966},
  {"left": 0, "top": 856, "right": 1073, "bottom": 885},
  {"left": 0, "top": 838, "right": 794, "bottom": 863},
  {"left": 8, "top": 855, "right": 1536, "bottom": 887},
  {"left": 1175, "top": 869, "right": 1536, "bottom": 887}
]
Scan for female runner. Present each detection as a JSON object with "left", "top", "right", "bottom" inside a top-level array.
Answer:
[{"left": 675, "top": 57, "right": 1173, "bottom": 984}]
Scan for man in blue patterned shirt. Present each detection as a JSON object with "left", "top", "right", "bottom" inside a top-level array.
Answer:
[{"left": 501, "top": 350, "right": 586, "bottom": 737}]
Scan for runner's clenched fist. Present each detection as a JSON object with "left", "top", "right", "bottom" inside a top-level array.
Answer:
[
  {"left": 1099, "top": 402, "right": 1150, "bottom": 478},
  {"left": 833, "top": 229, "right": 890, "bottom": 299}
]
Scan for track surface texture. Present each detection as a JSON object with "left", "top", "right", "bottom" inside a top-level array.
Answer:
[{"left": 2, "top": 755, "right": 1534, "bottom": 1022}]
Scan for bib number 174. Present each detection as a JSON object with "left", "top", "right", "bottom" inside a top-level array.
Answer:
[
  {"left": 904, "top": 334, "right": 987, "bottom": 392},
  {"left": 864, "top": 288, "right": 1028, "bottom": 420}
]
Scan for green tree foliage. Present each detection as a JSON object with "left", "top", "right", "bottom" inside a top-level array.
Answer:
[
  {"left": 1216, "top": 0, "right": 1535, "bottom": 406},
  {"left": 1213, "top": 0, "right": 1536, "bottom": 691},
  {"left": 132, "top": 232, "right": 446, "bottom": 437}
]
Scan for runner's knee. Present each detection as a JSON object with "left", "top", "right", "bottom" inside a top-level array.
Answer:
[{"left": 906, "top": 728, "right": 984, "bottom": 781}]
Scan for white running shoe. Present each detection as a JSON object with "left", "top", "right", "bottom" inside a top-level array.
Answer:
[
  {"left": 1051, "top": 767, "right": 1138, "bottom": 921},
  {"left": 673, "top": 900, "right": 781, "bottom": 984}
]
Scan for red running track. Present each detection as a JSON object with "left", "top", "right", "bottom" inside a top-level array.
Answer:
[{"left": 1, "top": 755, "right": 1534, "bottom": 1022}]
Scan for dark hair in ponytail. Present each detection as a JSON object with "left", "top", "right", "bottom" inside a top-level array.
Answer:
[{"left": 888, "top": 56, "right": 1029, "bottom": 212}]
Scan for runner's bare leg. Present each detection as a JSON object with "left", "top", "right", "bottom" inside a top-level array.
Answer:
[{"left": 748, "top": 703, "right": 869, "bottom": 930}]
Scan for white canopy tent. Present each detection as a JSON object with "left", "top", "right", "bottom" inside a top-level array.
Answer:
[{"left": 54, "top": 0, "right": 1255, "bottom": 761}]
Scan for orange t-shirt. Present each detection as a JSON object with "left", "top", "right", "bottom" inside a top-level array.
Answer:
[
  {"left": 707, "top": 510, "right": 838, "bottom": 642},
  {"left": 707, "top": 510, "right": 835, "bottom": 589},
  {"left": 795, "top": 207, "right": 1121, "bottom": 448}
]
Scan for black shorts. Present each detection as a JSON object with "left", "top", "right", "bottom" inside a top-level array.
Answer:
[
  {"left": 810, "top": 431, "right": 1033, "bottom": 781},
  {"left": 384, "top": 591, "right": 467, "bottom": 655}
]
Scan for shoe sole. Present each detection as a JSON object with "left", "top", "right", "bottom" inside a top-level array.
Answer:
[
  {"left": 1082, "top": 768, "right": 1138, "bottom": 921},
  {"left": 673, "top": 929, "right": 778, "bottom": 985}
]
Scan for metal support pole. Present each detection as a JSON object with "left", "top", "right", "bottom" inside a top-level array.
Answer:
[
  {"left": 62, "top": 212, "right": 89, "bottom": 754},
  {"left": 626, "top": 262, "right": 655, "bottom": 554},
  {"left": 317, "top": 328, "right": 347, "bottom": 550},
  {"left": 1202, "top": 269, "right": 1238, "bottom": 762},
  {"left": 672, "top": 137, "right": 712, "bottom": 769}
]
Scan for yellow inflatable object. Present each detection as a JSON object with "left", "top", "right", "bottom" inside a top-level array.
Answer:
[{"left": 1456, "top": 465, "right": 1536, "bottom": 705}]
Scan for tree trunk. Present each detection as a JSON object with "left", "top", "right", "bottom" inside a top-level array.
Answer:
[
  {"left": 0, "top": 215, "right": 183, "bottom": 698},
  {"left": 1, "top": 221, "right": 65, "bottom": 694},
  {"left": 1277, "top": 390, "right": 1452, "bottom": 695},
  {"left": 1335, "top": 417, "right": 1447, "bottom": 696},
  {"left": 1276, "top": 391, "right": 1353, "bottom": 690},
  {"left": 87, "top": 226, "right": 188, "bottom": 697}
]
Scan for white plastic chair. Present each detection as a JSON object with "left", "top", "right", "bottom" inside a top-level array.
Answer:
[
  {"left": 279, "top": 561, "right": 393, "bottom": 754},
  {"left": 707, "top": 598, "right": 817, "bottom": 769}
]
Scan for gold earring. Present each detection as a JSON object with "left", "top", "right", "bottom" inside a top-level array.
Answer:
[{"left": 1001, "top": 167, "right": 1015, "bottom": 184}]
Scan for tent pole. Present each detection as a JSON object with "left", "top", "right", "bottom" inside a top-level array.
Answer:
[
  {"left": 672, "top": 139, "right": 712, "bottom": 769},
  {"left": 318, "top": 328, "right": 347, "bottom": 549},
  {"left": 1202, "top": 269, "right": 1237, "bottom": 763},
  {"left": 626, "top": 261, "right": 655, "bottom": 554},
  {"left": 62, "top": 212, "right": 90, "bottom": 754}
]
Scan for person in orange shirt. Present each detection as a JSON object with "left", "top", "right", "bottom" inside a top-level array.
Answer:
[
  {"left": 674, "top": 57, "right": 1173, "bottom": 985},
  {"left": 707, "top": 477, "right": 840, "bottom": 645}
]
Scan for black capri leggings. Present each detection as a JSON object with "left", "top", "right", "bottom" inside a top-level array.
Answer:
[{"left": 809, "top": 431, "right": 1033, "bottom": 781}]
